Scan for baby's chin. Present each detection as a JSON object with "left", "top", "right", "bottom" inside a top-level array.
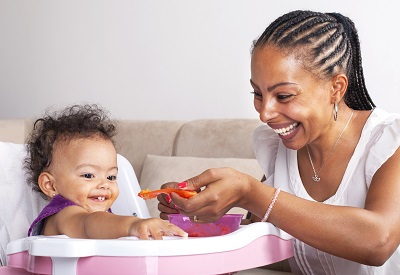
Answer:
[{"left": 83, "top": 203, "right": 112, "bottom": 213}]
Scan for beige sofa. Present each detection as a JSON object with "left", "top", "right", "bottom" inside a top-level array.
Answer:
[
  {"left": 0, "top": 118, "right": 292, "bottom": 274},
  {"left": 0, "top": 118, "right": 265, "bottom": 216}
]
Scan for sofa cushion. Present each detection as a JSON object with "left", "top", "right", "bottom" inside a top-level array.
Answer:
[
  {"left": 139, "top": 154, "right": 263, "bottom": 218},
  {"left": 174, "top": 119, "right": 263, "bottom": 159},
  {"left": 114, "top": 120, "right": 186, "bottom": 180}
]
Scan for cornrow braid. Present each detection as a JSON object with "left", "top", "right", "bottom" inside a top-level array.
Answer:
[{"left": 253, "top": 10, "right": 375, "bottom": 110}]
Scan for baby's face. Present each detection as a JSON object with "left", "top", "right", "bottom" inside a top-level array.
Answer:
[{"left": 48, "top": 136, "right": 119, "bottom": 213}]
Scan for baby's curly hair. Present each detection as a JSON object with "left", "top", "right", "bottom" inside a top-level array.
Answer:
[{"left": 24, "top": 104, "right": 117, "bottom": 195}]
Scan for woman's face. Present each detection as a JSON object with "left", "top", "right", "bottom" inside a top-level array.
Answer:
[
  {"left": 250, "top": 45, "right": 334, "bottom": 150},
  {"left": 46, "top": 136, "right": 119, "bottom": 213}
]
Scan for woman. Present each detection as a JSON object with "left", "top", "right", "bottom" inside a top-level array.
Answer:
[{"left": 158, "top": 10, "right": 400, "bottom": 274}]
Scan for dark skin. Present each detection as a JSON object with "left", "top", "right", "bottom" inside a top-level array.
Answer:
[{"left": 158, "top": 45, "right": 400, "bottom": 265}]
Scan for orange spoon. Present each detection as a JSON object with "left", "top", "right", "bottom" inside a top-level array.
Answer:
[{"left": 138, "top": 188, "right": 197, "bottom": 200}]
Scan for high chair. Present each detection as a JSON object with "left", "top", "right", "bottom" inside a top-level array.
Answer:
[{"left": 0, "top": 142, "right": 293, "bottom": 275}]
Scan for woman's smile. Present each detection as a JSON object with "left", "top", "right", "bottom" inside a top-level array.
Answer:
[{"left": 272, "top": 122, "right": 299, "bottom": 136}]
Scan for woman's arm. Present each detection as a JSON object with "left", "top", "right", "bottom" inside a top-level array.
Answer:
[
  {"left": 169, "top": 147, "right": 400, "bottom": 265},
  {"left": 255, "top": 147, "right": 400, "bottom": 265}
]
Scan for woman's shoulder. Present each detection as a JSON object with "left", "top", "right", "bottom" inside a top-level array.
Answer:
[
  {"left": 362, "top": 108, "right": 400, "bottom": 184},
  {"left": 364, "top": 108, "right": 400, "bottom": 140},
  {"left": 366, "top": 108, "right": 400, "bottom": 127}
]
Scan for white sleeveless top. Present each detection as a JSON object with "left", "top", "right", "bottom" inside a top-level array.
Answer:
[{"left": 253, "top": 108, "right": 400, "bottom": 275}]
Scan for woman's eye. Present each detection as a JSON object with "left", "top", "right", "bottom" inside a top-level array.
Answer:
[
  {"left": 277, "top": 94, "right": 293, "bottom": 100},
  {"left": 251, "top": 90, "right": 262, "bottom": 98},
  {"left": 82, "top": 173, "right": 94, "bottom": 179},
  {"left": 107, "top": 175, "right": 117, "bottom": 181}
]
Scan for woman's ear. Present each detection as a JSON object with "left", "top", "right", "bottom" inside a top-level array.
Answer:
[
  {"left": 331, "top": 74, "right": 348, "bottom": 103},
  {"left": 38, "top": 172, "right": 57, "bottom": 198}
]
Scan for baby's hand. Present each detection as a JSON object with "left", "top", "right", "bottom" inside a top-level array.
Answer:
[{"left": 129, "top": 218, "right": 188, "bottom": 240}]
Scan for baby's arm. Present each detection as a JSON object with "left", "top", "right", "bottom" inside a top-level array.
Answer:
[{"left": 43, "top": 205, "right": 187, "bottom": 240}]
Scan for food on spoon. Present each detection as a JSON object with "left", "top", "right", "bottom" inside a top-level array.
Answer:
[{"left": 138, "top": 188, "right": 197, "bottom": 200}]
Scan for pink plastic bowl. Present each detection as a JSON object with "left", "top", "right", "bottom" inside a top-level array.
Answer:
[{"left": 168, "top": 214, "right": 243, "bottom": 237}]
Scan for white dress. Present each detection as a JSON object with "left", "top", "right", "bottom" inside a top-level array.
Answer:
[{"left": 253, "top": 108, "right": 400, "bottom": 275}]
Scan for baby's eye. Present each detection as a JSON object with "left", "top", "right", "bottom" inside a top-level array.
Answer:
[
  {"left": 107, "top": 175, "right": 117, "bottom": 181},
  {"left": 82, "top": 173, "right": 94, "bottom": 179}
]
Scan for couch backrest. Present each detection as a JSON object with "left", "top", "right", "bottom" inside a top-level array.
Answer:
[
  {"left": 114, "top": 120, "right": 186, "bottom": 180},
  {"left": 0, "top": 119, "right": 33, "bottom": 144},
  {"left": 0, "top": 118, "right": 263, "bottom": 181},
  {"left": 115, "top": 119, "right": 263, "bottom": 179},
  {"left": 174, "top": 119, "right": 262, "bottom": 159}
]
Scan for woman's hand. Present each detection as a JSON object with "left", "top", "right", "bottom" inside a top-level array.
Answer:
[
  {"left": 157, "top": 184, "right": 182, "bottom": 220},
  {"left": 157, "top": 167, "right": 258, "bottom": 221}
]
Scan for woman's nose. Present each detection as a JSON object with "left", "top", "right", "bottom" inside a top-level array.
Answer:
[{"left": 259, "top": 99, "right": 278, "bottom": 123}]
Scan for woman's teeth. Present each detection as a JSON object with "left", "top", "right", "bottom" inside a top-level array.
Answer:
[
  {"left": 98, "top": 197, "right": 105, "bottom": 201},
  {"left": 273, "top": 122, "right": 299, "bottom": 136}
]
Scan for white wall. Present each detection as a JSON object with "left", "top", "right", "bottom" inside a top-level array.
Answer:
[{"left": 0, "top": 0, "right": 399, "bottom": 120}]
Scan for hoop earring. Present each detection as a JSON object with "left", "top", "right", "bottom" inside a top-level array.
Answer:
[{"left": 333, "top": 102, "right": 338, "bottom": 121}]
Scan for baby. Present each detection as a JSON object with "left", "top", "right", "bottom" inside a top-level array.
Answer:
[{"left": 25, "top": 104, "right": 187, "bottom": 240}]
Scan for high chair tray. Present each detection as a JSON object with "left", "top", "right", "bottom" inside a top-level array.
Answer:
[{"left": 5, "top": 222, "right": 293, "bottom": 275}]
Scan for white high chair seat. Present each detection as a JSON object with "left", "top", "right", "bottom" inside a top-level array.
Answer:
[
  {"left": 0, "top": 142, "right": 48, "bottom": 267},
  {"left": 112, "top": 154, "right": 151, "bottom": 218},
  {"left": 0, "top": 141, "right": 150, "bottom": 267}
]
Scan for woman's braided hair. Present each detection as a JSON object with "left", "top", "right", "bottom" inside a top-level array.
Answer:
[
  {"left": 24, "top": 104, "right": 117, "bottom": 195},
  {"left": 253, "top": 10, "right": 375, "bottom": 110}
]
